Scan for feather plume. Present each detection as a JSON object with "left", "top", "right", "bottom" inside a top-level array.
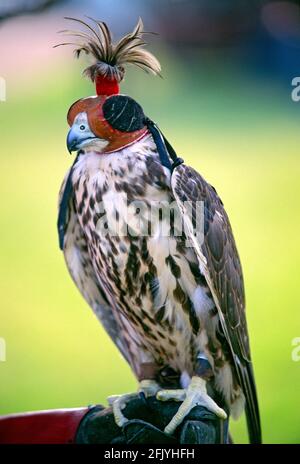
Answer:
[{"left": 55, "top": 17, "right": 161, "bottom": 83}]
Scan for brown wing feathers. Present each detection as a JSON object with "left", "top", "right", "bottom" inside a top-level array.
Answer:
[{"left": 172, "top": 164, "right": 262, "bottom": 444}]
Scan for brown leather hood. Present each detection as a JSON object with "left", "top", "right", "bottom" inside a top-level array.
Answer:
[{"left": 67, "top": 95, "right": 149, "bottom": 153}]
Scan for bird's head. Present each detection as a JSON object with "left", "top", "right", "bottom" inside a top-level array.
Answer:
[
  {"left": 67, "top": 94, "right": 149, "bottom": 154},
  {"left": 55, "top": 17, "right": 161, "bottom": 155}
]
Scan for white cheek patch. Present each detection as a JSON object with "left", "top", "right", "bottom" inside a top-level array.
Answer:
[
  {"left": 84, "top": 138, "right": 109, "bottom": 152},
  {"left": 73, "top": 112, "right": 109, "bottom": 151}
]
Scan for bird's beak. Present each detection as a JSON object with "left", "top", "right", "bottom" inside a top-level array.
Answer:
[
  {"left": 67, "top": 126, "right": 98, "bottom": 154},
  {"left": 67, "top": 127, "right": 80, "bottom": 154}
]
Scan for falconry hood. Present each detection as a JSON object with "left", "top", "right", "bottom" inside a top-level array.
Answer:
[{"left": 56, "top": 17, "right": 162, "bottom": 153}]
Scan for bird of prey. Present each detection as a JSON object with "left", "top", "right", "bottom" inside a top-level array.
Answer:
[{"left": 57, "top": 18, "right": 261, "bottom": 443}]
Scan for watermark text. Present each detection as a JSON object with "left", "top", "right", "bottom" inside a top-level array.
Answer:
[
  {"left": 0, "top": 337, "right": 6, "bottom": 362},
  {"left": 0, "top": 77, "right": 6, "bottom": 102},
  {"left": 291, "top": 337, "right": 300, "bottom": 362}
]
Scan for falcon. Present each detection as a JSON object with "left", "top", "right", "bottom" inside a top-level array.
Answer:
[{"left": 56, "top": 18, "right": 261, "bottom": 443}]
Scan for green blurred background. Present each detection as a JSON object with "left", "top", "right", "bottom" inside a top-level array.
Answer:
[{"left": 0, "top": 0, "right": 300, "bottom": 444}]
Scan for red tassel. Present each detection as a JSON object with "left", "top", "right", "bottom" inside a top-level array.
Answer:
[{"left": 95, "top": 75, "right": 119, "bottom": 96}]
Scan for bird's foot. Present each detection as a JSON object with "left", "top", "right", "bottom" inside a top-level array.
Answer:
[
  {"left": 156, "top": 376, "right": 227, "bottom": 435},
  {"left": 139, "top": 379, "right": 161, "bottom": 398},
  {"left": 108, "top": 379, "right": 161, "bottom": 428}
]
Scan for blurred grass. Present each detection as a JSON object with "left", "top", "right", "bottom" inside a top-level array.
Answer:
[{"left": 0, "top": 52, "right": 300, "bottom": 444}]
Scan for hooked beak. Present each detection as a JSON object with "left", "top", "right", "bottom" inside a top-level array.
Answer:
[
  {"left": 66, "top": 127, "right": 78, "bottom": 154},
  {"left": 66, "top": 126, "right": 97, "bottom": 154}
]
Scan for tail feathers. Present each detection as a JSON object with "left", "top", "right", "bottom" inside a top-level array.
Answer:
[{"left": 235, "top": 356, "right": 262, "bottom": 444}]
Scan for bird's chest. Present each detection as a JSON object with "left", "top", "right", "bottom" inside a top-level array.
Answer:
[
  {"left": 72, "top": 149, "right": 178, "bottom": 290},
  {"left": 74, "top": 152, "right": 175, "bottom": 270}
]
